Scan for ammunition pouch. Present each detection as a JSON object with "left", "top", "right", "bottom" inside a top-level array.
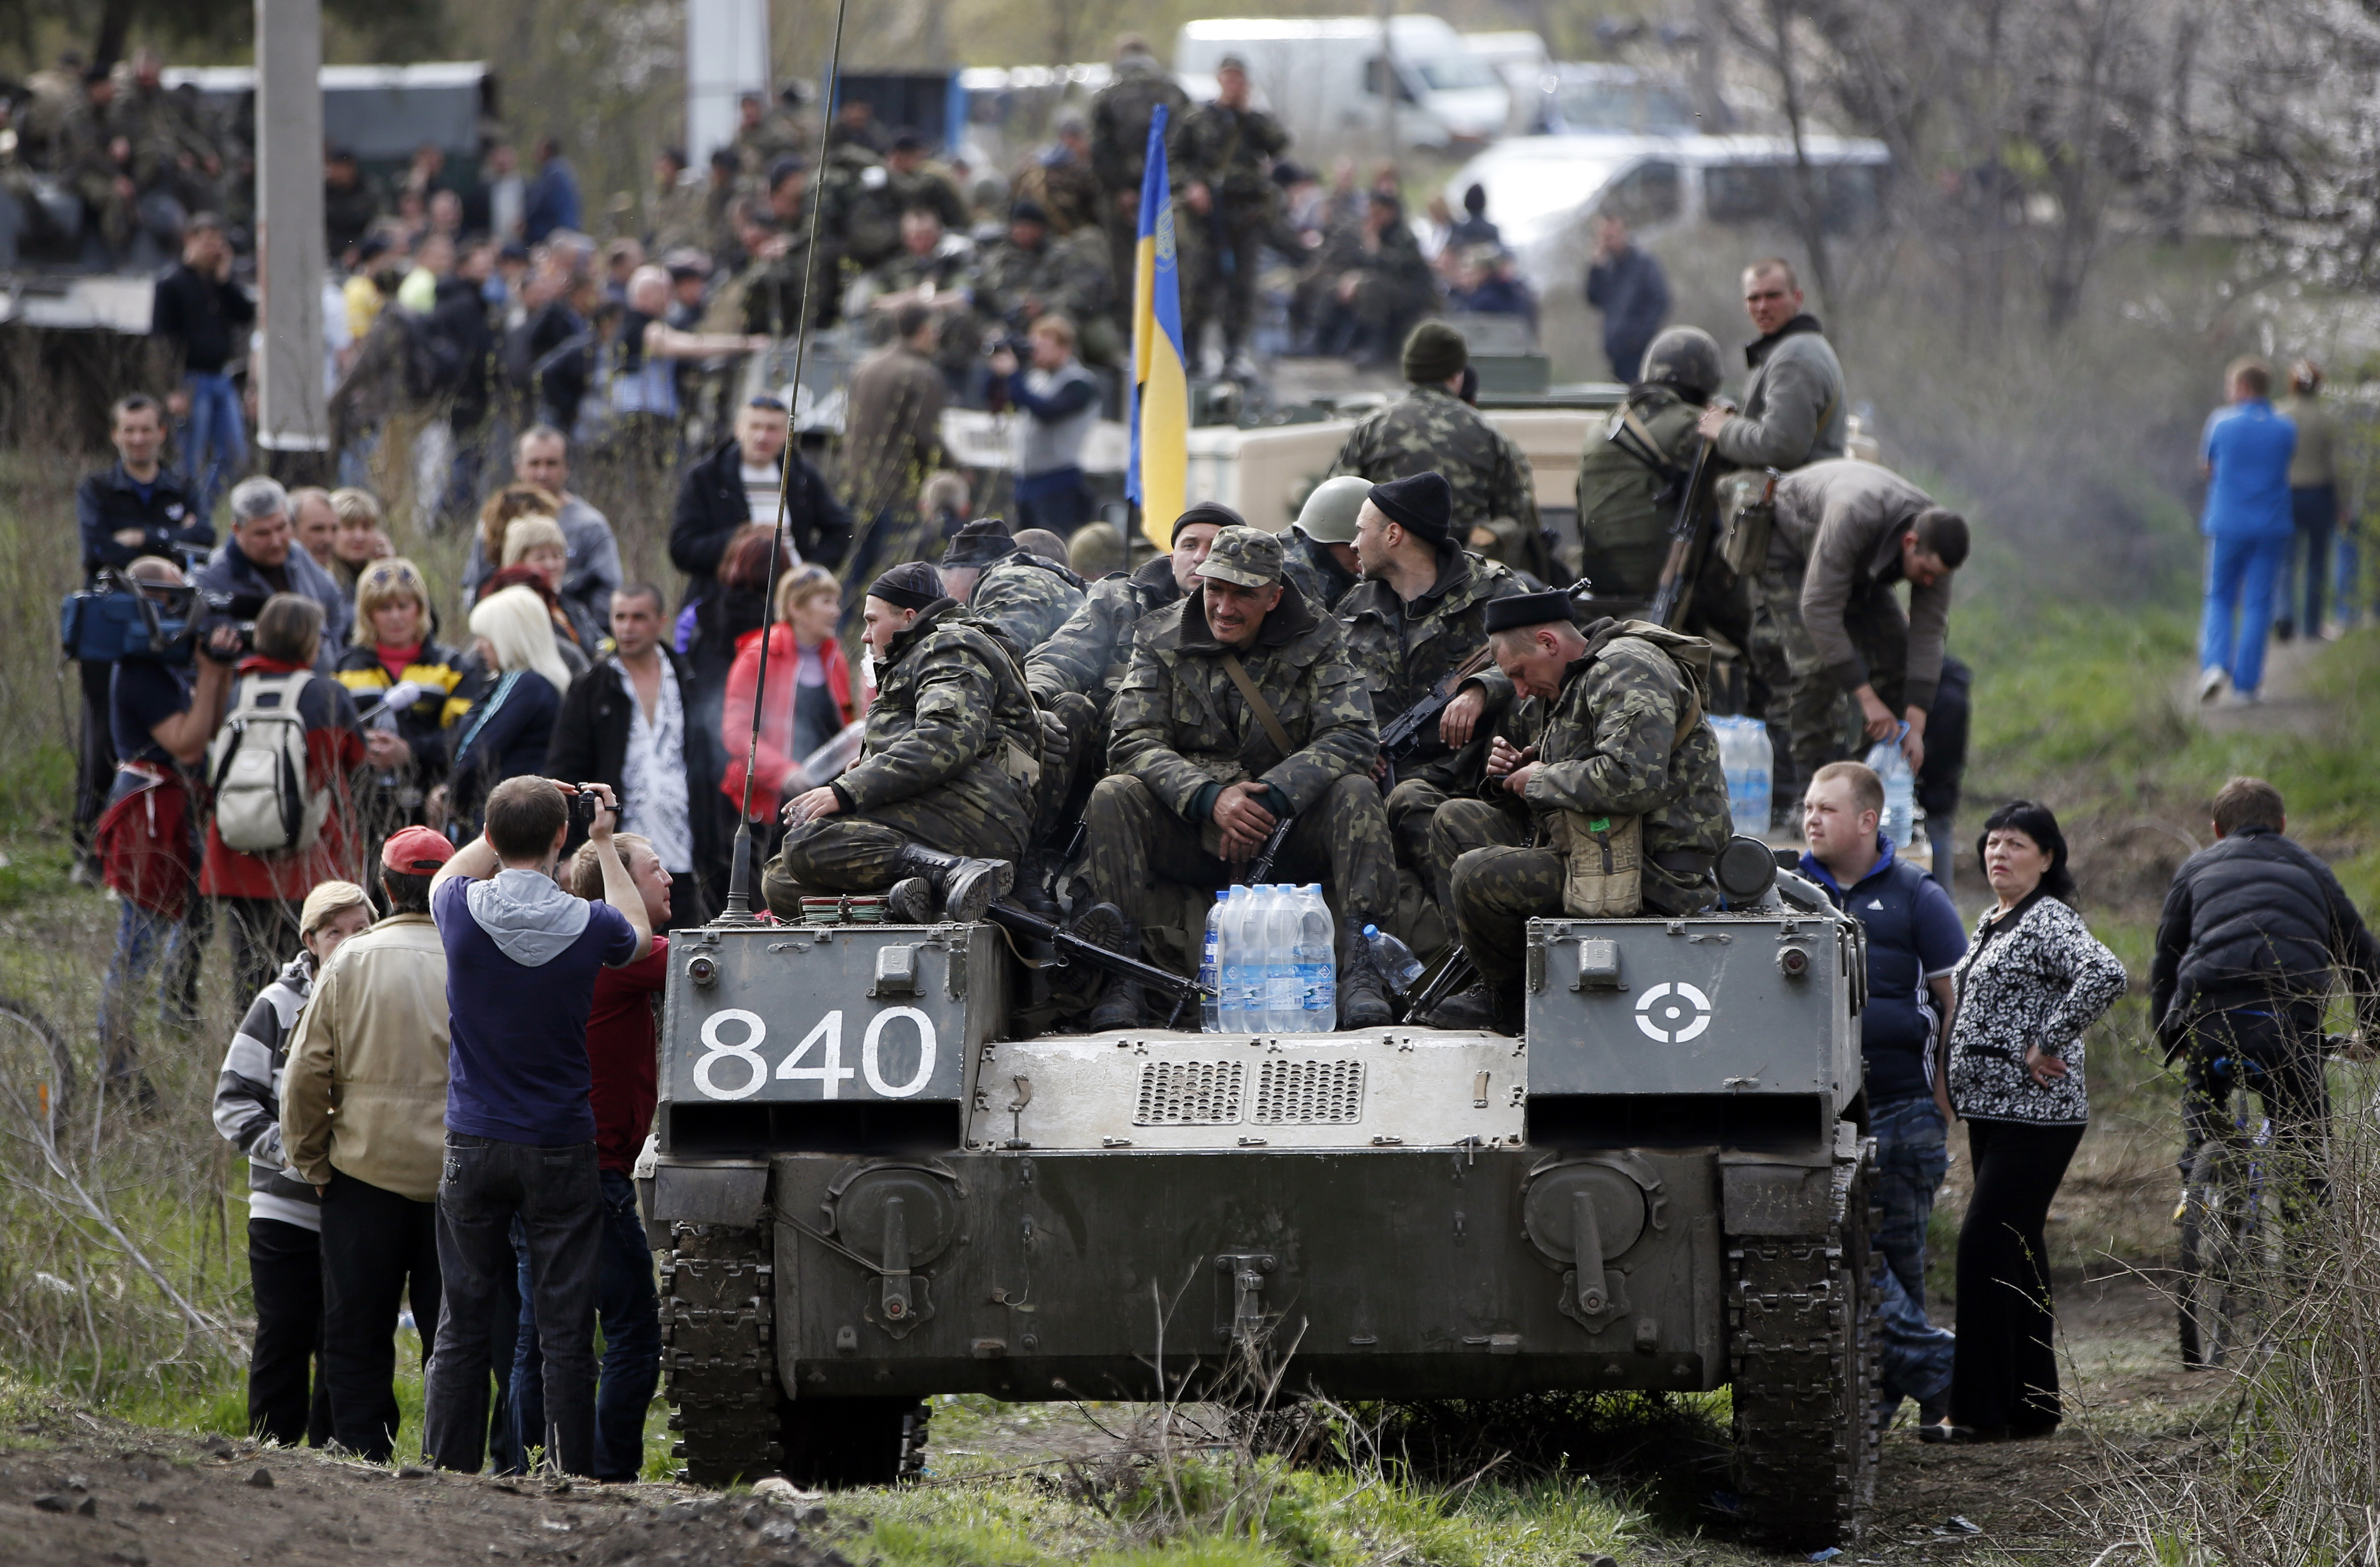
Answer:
[{"left": 1716, "top": 470, "right": 1777, "bottom": 579}]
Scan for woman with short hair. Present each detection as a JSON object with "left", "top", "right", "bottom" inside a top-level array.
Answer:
[
  {"left": 1932, "top": 800, "right": 2128, "bottom": 1443},
  {"left": 719, "top": 564, "right": 865, "bottom": 836},
  {"left": 334, "top": 557, "right": 468, "bottom": 832}
]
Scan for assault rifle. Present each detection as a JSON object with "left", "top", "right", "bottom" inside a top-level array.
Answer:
[
  {"left": 986, "top": 902, "right": 1212, "bottom": 1029},
  {"left": 1377, "top": 645, "right": 1500, "bottom": 776},
  {"left": 1238, "top": 813, "right": 1296, "bottom": 885},
  {"left": 1646, "top": 434, "right": 1720, "bottom": 630}
]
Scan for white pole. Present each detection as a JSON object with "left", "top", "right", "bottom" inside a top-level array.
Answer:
[
  {"left": 686, "top": 0, "right": 771, "bottom": 171},
  {"left": 254, "top": 0, "right": 328, "bottom": 460}
]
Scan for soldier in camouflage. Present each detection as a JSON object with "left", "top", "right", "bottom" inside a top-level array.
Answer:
[
  {"left": 1330, "top": 322, "right": 1555, "bottom": 586},
  {"left": 1308, "top": 192, "right": 1439, "bottom": 366},
  {"left": 972, "top": 202, "right": 1119, "bottom": 366},
  {"left": 841, "top": 133, "right": 970, "bottom": 275},
  {"left": 1089, "top": 37, "right": 1190, "bottom": 306},
  {"left": 857, "top": 206, "right": 979, "bottom": 385},
  {"left": 1011, "top": 116, "right": 1102, "bottom": 236},
  {"left": 1575, "top": 326, "right": 1723, "bottom": 597},
  {"left": 939, "top": 519, "right": 1089, "bottom": 655},
  {"left": 1281, "top": 476, "right": 1365, "bottom": 611},
  {"left": 1076, "top": 526, "right": 1399, "bottom": 1029},
  {"left": 1336, "top": 472, "right": 1525, "bottom": 876},
  {"left": 722, "top": 160, "right": 832, "bottom": 338},
  {"left": 1172, "top": 57, "right": 1289, "bottom": 375},
  {"left": 1424, "top": 593, "right": 1731, "bottom": 1033},
  {"left": 764, "top": 562, "right": 1040, "bottom": 924}
]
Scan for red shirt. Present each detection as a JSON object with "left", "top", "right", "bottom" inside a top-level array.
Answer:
[{"left": 588, "top": 934, "right": 670, "bottom": 1173}]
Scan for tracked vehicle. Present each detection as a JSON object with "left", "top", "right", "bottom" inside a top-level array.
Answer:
[{"left": 645, "top": 855, "right": 1879, "bottom": 1547}]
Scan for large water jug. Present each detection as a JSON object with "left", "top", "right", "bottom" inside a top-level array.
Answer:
[
  {"left": 1262, "top": 886, "right": 1304, "bottom": 1033},
  {"left": 1218, "top": 886, "right": 1254, "bottom": 1031},
  {"left": 1864, "top": 724, "right": 1916, "bottom": 848},
  {"left": 1295, "top": 884, "right": 1336, "bottom": 1033},
  {"left": 1199, "top": 895, "right": 1225, "bottom": 1032}
]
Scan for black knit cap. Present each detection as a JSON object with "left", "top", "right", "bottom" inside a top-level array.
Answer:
[
  {"left": 1482, "top": 589, "right": 1577, "bottom": 634},
  {"left": 868, "top": 560, "right": 945, "bottom": 611},
  {"left": 1174, "top": 500, "right": 1244, "bottom": 536},
  {"left": 1367, "top": 471, "right": 1453, "bottom": 547},
  {"left": 1010, "top": 199, "right": 1049, "bottom": 226},
  {"left": 940, "top": 518, "right": 1021, "bottom": 568}
]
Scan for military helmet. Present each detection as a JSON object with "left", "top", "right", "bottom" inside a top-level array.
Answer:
[
  {"left": 1639, "top": 326, "right": 1724, "bottom": 398},
  {"left": 1291, "top": 475, "right": 1371, "bottom": 545}
]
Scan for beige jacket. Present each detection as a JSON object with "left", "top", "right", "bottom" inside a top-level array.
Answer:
[
  {"left": 280, "top": 913, "right": 452, "bottom": 1202},
  {"left": 1772, "top": 460, "right": 1953, "bottom": 712}
]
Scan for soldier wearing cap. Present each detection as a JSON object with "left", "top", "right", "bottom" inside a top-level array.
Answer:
[
  {"left": 763, "top": 562, "right": 1042, "bottom": 924},
  {"left": 1421, "top": 593, "right": 1730, "bottom": 1033},
  {"left": 1174, "top": 54, "right": 1290, "bottom": 377},
  {"left": 1282, "top": 475, "right": 1367, "bottom": 610},
  {"left": 843, "top": 132, "right": 970, "bottom": 274},
  {"left": 1075, "top": 526, "right": 1398, "bottom": 1028},
  {"left": 1329, "top": 322, "right": 1554, "bottom": 585},
  {"left": 940, "top": 518, "right": 1090, "bottom": 655},
  {"left": 1337, "top": 470, "right": 1525, "bottom": 876}
]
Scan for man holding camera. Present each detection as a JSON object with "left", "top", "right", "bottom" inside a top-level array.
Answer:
[
  {"left": 197, "top": 477, "right": 354, "bottom": 660},
  {"left": 989, "top": 315, "right": 1102, "bottom": 540}
]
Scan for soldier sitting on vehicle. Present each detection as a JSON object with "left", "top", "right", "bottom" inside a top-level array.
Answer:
[
  {"left": 938, "top": 519, "right": 1089, "bottom": 657},
  {"left": 1423, "top": 592, "right": 1730, "bottom": 1035},
  {"left": 972, "top": 201, "right": 1119, "bottom": 368},
  {"left": 1280, "top": 476, "right": 1365, "bottom": 612},
  {"left": 1074, "top": 526, "right": 1399, "bottom": 1029},
  {"left": 762, "top": 562, "right": 1040, "bottom": 925}
]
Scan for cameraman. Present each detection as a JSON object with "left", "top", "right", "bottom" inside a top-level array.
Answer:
[
  {"left": 989, "top": 314, "right": 1099, "bottom": 539},
  {"left": 74, "top": 394, "right": 215, "bottom": 878},
  {"left": 198, "top": 477, "right": 354, "bottom": 661},
  {"left": 92, "top": 557, "right": 244, "bottom": 1109}
]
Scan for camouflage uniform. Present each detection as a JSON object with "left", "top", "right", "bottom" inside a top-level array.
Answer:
[
  {"left": 61, "top": 97, "right": 135, "bottom": 256},
  {"left": 722, "top": 191, "right": 830, "bottom": 337},
  {"left": 1025, "top": 558, "right": 1184, "bottom": 853},
  {"left": 1446, "top": 623, "right": 1731, "bottom": 1005},
  {"left": 1081, "top": 532, "right": 1395, "bottom": 977},
  {"left": 1089, "top": 56, "right": 1190, "bottom": 300},
  {"left": 1310, "top": 218, "right": 1439, "bottom": 361},
  {"left": 972, "top": 232, "right": 1116, "bottom": 345},
  {"left": 860, "top": 243, "right": 978, "bottom": 381},
  {"left": 968, "top": 551, "right": 1088, "bottom": 656},
  {"left": 117, "top": 80, "right": 215, "bottom": 212},
  {"left": 1012, "top": 151, "right": 1102, "bottom": 235},
  {"left": 763, "top": 601, "right": 1043, "bottom": 913},
  {"left": 1331, "top": 385, "right": 1550, "bottom": 583},
  {"left": 1337, "top": 544, "right": 1525, "bottom": 872},
  {"left": 842, "top": 164, "right": 971, "bottom": 274},
  {"left": 1171, "top": 101, "right": 1289, "bottom": 365}
]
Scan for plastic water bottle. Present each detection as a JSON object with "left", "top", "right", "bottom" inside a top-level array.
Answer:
[
  {"left": 1741, "top": 718, "right": 1773, "bottom": 835},
  {"left": 1864, "top": 724, "right": 1916, "bottom": 848},
  {"left": 1221, "top": 886, "right": 1262, "bottom": 1032},
  {"left": 1295, "top": 884, "right": 1336, "bottom": 1033},
  {"left": 1199, "top": 897, "right": 1225, "bottom": 1032},
  {"left": 1361, "top": 925, "right": 1425, "bottom": 995},
  {"left": 1263, "top": 886, "right": 1304, "bottom": 1033}
]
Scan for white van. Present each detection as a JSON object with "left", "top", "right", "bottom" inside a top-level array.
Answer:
[
  {"left": 1446, "top": 132, "right": 1890, "bottom": 292},
  {"left": 1173, "top": 16, "right": 1510, "bottom": 158}
]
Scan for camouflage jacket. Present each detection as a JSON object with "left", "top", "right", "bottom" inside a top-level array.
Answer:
[
  {"left": 1574, "top": 384, "right": 1703, "bottom": 598},
  {"left": 972, "top": 233, "right": 1114, "bottom": 333},
  {"left": 1331, "top": 386, "right": 1541, "bottom": 547},
  {"left": 1512, "top": 623, "right": 1731, "bottom": 910},
  {"left": 1336, "top": 544, "right": 1521, "bottom": 783},
  {"left": 833, "top": 600, "right": 1044, "bottom": 835},
  {"left": 843, "top": 165, "right": 971, "bottom": 271},
  {"left": 1279, "top": 533, "right": 1357, "bottom": 616},
  {"left": 1174, "top": 103, "right": 1289, "bottom": 207},
  {"left": 970, "top": 552, "right": 1088, "bottom": 655},
  {"left": 116, "top": 83, "right": 211, "bottom": 190},
  {"left": 1090, "top": 65, "right": 1190, "bottom": 197},
  {"left": 1314, "top": 218, "right": 1436, "bottom": 307},
  {"left": 1013, "top": 154, "right": 1102, "bottom": 234},
  {"left": 1025, "top": 557, "right": 1183, "bottom": 705},
  {"left": 1111, "top": 584, "right": 1378, "bottom": 821}
]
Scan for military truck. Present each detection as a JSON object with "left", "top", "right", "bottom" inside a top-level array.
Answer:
[{"left": 643, "top": 850, "right": 1880, "bottom": 1548}]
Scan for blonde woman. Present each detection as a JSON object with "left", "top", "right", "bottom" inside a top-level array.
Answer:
[
  {"left": 502, "top": 512, "right": 601, "bottom": 651},
  {"left": 327, "top": 487, "right": 393, "bottom": 598},
  {"left": 334, "top": 557, "right": 469, "bottom": 825},
  {"left": 446, "top": 585, "right": 571, "bottom": 831},
  {"left": 719, "top": 563, "right": 864, "bottom": 828}
]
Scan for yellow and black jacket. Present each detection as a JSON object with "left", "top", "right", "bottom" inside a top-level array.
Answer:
[{"left": 334, "top": 640, "right": 471, "bottom": 785}]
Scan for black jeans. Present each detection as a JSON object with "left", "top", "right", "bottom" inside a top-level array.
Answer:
[
  {"left": 319, "top": 1171, "right": 442, "bottom": 1461},
  {"left": 218, "top": 895, "right": 301, "bottom": 1009},
  {"left": 1950, "top": 1118, "right": 2084, "bottom": 1433},
  {"left": 2180, "top": 1003, "right": 2332, "bottom": 1208},
  {"left": 509, "top": 1168, "right": 663, "bottom": 1481},
  {"left": 424, "top": 1133, "right": 603, "bottom": 1477},
  {"left": 246, "top": 1217, "right": 332, "bottom": 1447}
]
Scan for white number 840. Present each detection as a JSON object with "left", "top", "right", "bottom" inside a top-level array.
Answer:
[{"left": 692, "top": 1008, "right": 938, "bottom": 1101}]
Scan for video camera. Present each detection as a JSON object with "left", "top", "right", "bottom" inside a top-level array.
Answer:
[{"left": 60, "top": 572, "right": 262, "bottom": 665}]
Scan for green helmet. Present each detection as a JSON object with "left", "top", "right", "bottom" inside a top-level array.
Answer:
[
  {"left": 1639, "top": 326, "right": 1724, "bottom": 398},
  {"left": 1293, "top": 475, "right": 1372, "bottom": 545}
]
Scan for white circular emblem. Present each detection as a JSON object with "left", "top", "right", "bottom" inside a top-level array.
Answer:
[{"left": 1635, "top": 982, "right": 1714, "bottom": 1044}]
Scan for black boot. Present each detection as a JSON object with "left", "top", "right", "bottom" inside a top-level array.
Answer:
[
  {"left": 1421, "top": 982, "right": 1497, "bottom": 1032},
  {"left": 1009, "top": 856, "right": 1064, "bottom": 922},
  {"left": 1075, "top": 904, "right": 1145, "bottom": 1030},
  {"left": 1336, "top": 940, "right": 1395, "bottom": 1029},
  {"left": 886, "top": 844, "right": 1015, "bottom": 923}
]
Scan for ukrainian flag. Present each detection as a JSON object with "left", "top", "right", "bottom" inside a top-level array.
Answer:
[{"left": 1127, "top": 105, "right": 1188, "bottom": 549}]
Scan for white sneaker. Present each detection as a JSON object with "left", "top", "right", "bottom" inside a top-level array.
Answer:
[
  {"left": 2196, "top": 666, "right": 2227, "bottom": 703},
  {"left": 2223, "top": 688, "right": 2262, "bottom": 707}
]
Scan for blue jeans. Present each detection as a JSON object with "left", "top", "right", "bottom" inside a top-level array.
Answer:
[
  {"left": 180, "top": 370, "right": 246, "bottom": 518},
  {"left": 1017, "top": 466, "right": 1092, "bottom": 537},
  {"left": 507, "top": 1168, "right": 661, "bottom": 1482},
  {"left": 95, "top": 897, "right": 199, "bottom": 1082},
  {"left": 1871, "top": 1095, "right": 1954, "bottom": 1409},
  {"left": 2284, "top": 485, "right": 2338, "bottom": 634},
  {"left": 2199, "top": 532, "right": 2292, "bottom": 695}
]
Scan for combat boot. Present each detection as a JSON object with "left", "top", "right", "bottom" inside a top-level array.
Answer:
[
  {"left": 1074, "top": 903, "right": 1145, "bottom": 1030},
  {"left": 1008, "top": 855, "right": 1064, "bottom": 922},
  {"left": 1421, "top": 982, "right": 1496, "bottom": 1032},
  {"left": 886, "top": 844, "right": 1016, "bottom": 923},
  {"left": 1336, "top": 941, "right": 1395, "bottom": 1029}
]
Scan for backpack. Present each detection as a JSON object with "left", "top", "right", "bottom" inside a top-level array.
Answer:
[{"left": 207, "top": 672, "right": 330, "bottom": 856}]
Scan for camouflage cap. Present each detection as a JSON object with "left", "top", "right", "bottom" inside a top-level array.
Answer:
[{"left": 1193, "top": 525, "right": 1284, "bottom": 589}]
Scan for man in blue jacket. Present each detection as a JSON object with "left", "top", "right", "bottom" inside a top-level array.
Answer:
[
  {"left": 2197, "top": 358, "right": 2298, "bottom": 704},
  {"left": 1801, "top": 760, "right": 1967, "bottom": 1433}
]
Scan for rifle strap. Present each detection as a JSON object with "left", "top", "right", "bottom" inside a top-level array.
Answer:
[{"left": 1219, "top": 652, "right": 1296, "bottom": 758}]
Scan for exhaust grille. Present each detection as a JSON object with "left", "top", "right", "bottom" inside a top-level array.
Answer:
[
  {"left": 1252, "top": 1059, "right": 1365, "bottom": 1124},
  {"left": 1135, "top": 1061, "right": 1245, "bottom": 1124}
]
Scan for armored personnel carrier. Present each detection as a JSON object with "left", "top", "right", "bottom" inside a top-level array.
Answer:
[{"left": 644, "top": 857, "right": 1880, "bottom": 1547}]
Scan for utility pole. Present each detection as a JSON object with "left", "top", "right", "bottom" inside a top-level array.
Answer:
[{"left": 254, "top": 0, "right": 328, "bottom": 481}]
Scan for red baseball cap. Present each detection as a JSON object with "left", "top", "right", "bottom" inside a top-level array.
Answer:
[{"left": 381, "top": 825, "right": 456, "bottom": 874}]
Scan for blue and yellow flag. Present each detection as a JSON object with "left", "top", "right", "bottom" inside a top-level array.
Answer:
[{"left": 1127, "top": 105, "right": 1188, "bottom": 549}]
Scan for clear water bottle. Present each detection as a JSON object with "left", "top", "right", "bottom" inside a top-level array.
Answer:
[
  {"left": 796, "top": 717, "right": 868, "bottom": 787},
  {"left": 1295, "top": 884, "right": 1336, "bottom": 1033},
  {"left": 1741, "top": 718, "right": 1773, "bottom": 835},
  {"left": 1263, "top": 886, "right": 1304, "bottom": 1033},
  {"left": 1864, "top": 723, "right": 1916, "bottom": 848},
  {"left": 1360, "top": 925, "right": 1425, "bottom": 995},
  {"left": 1199, "top": 895, "right": 1225, "bottom": 1032},
  {"left": 1221, "top": 886, "right": 1260, "bottom": 1032}
]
